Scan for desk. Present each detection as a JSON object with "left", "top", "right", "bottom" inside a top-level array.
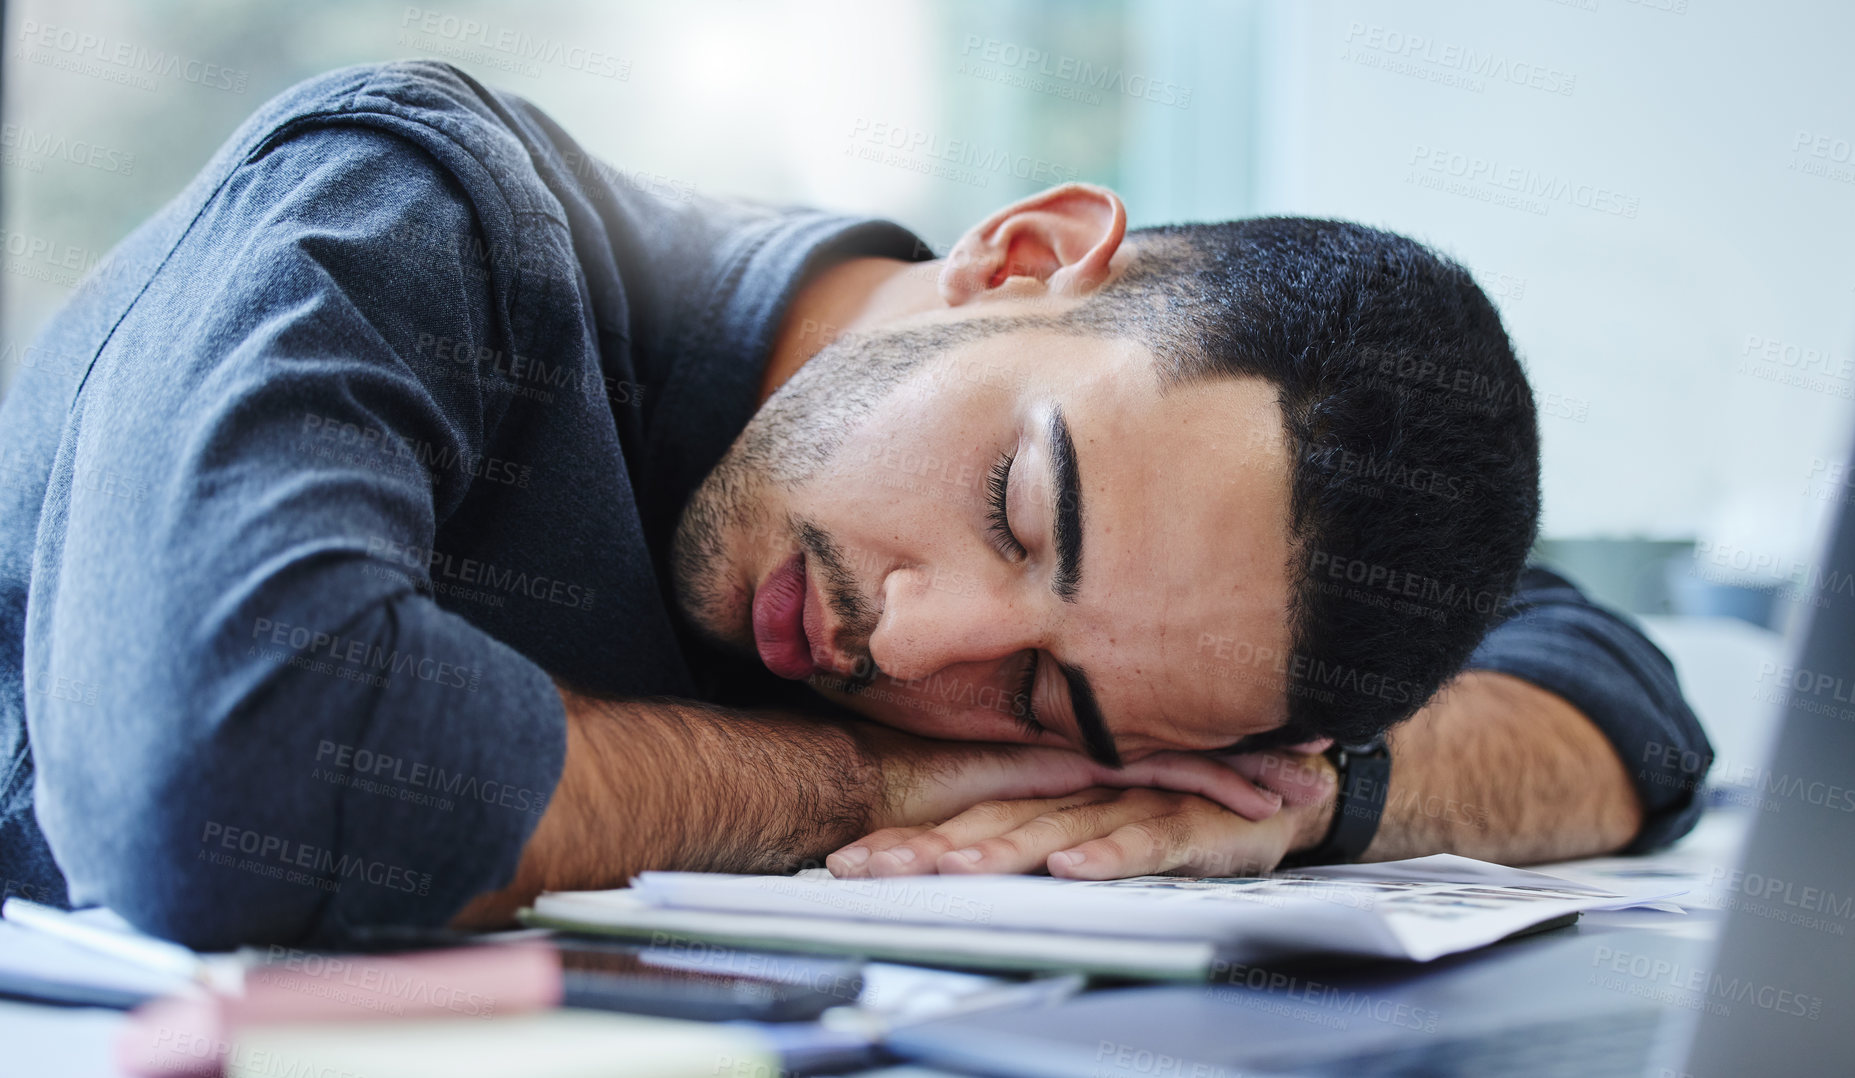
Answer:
[
  {"left": 3, "top": 1000, "right": 124, "bottom": 1078},
  {"left": 3, "top": 808, "right": 1752, "bottom": 1077}
]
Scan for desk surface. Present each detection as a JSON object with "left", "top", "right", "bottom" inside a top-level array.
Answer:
[{"left": 4, "top": 808, "right": 1753, "bottom": 1078}]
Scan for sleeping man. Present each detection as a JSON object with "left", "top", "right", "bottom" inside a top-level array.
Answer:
[{"left": 0, "top": 62, "right": 1710, "bottom": 948}]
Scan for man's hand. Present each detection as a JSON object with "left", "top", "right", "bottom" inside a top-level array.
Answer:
[
  {"left": 865, "top": 720, "right": 1287, "bottom": 832},
  {"left": 829, "top": 748, "right": 1336, "bottom": 879}
]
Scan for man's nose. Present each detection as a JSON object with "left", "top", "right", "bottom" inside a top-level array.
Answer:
[{"left": 868, "top": 564, "right": 1039, "bottom": 683}]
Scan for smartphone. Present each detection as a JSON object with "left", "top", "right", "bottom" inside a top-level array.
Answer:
[
  {"left": 556, "top": 936, "right": 865, "bottom": 1022},
  {"left": 337, "top": 926, "right": 864, "bottom": 1023}
]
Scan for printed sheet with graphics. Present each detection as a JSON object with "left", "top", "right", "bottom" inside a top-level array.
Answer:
[{"left": 530, "top": 855, "right": 1684, "bottom": 971}]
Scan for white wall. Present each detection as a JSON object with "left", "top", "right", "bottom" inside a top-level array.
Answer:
[{"left": 1249, "top": 0, "right": 1855, "bottom": 560}]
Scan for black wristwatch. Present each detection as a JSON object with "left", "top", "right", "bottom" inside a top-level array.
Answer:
[{"left": 1281, "top": 737, "right": 1391, "bottom": 867}]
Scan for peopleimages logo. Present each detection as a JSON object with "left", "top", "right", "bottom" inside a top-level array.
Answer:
[
  {"left": 14, "top": 19, "right": 249, "bottom": 93},
  {"left": 1709, "top": 868, "right": 1855, "bottom": 921},
  {"left": 299, "top": 413, "right": 533, "bottom": 489},
  {"left": 846, "top": 119, "right": 1077, "bottom": 189},
  {"left": 1342, "top": 22, "right": 1577, "bottom": 96},
  {"left": 0, "top": 123, "right": 135, "bottom": 175},
  {"left": 1302, "top": 445, "right": 1469, "bottom": 501},
  {"left": 249, "top": 616, "right": 483, "bottom": 692},
  {"left": 198, "top": 821, "right": 433, "bottom": 896},
  {"left": 1692, "top": 538, "right": 1855, "bottom": 597},
  {"left": 1306, "top": 552, "right": 1513, "bottom": 617},
  {"left": 398, "top": 7, "right": 629, "bottom": 79},
  {"left": 1193, "top": 632, "right": 1424, "bottom": 707},
  {"left": 314, "top": 740, "right": 549, "bottom": 816},
  {"left": 365, "top": 537, "right": 597, "bottom": 611},
  {"left": 0, "top": 226, "right": 113, "bottom": 282},
  {"left": 1756, "top": 661, "right": 1855, "bottom": 712},
  {"left": 1408, "top": 145, "right": 1640, "bottom": 219},
  {"left": 956, "top": 34, "right": 1192, "bottom": 109},
  {"left": 1589, "top": 945, "right": 1824, "bottom": 1020},
  {"left": 1205, "top": 960, "right": 1442, "bottom": 1033},
  {"left": 1735, "top": 334, "right": 1854, "bottom": 401}
]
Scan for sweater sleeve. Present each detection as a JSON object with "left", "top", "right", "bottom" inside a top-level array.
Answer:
[{"left": 26, "top": 124, "right": 565, "bottom": 948}]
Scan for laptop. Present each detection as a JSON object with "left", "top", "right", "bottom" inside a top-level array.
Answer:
[{"left": 886, "top": 443, "right": 1855, "bottom": 1078}]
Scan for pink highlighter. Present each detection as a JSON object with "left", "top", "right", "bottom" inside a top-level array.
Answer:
[{"left": 116, "top": 942, "right": 562, "bottom": 1077}]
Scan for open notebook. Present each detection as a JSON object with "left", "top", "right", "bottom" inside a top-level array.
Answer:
[{"left": 523, "top": 854, "right": 1684, "bottom": 980}]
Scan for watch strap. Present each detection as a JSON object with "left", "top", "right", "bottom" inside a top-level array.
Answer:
[{"left": 1284, "top": 738, "right": 1391, "bottom": 867}]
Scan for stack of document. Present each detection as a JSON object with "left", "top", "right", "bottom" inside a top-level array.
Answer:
[
  {"left": 0, "top": 902, "right": 238, "bottom": 1009},
  {"left": 527, "top": 855, "right": 1684, "bottom": 980}
]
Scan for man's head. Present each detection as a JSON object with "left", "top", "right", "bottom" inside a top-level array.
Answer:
[{"left": 672, "top": 184, "right": 1539, "bottom": 764}]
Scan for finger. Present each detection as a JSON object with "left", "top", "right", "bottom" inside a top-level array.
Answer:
[
  {"left": 1052, "top": 806, "right": 1290, "bottom": 880},
  {"left": 1105, "top": 752, "right": 1282, "bottom": 820},
  {"left": 826, "top": 825, "right": 932, "bottom": 878},
  {"left": 1047, "top": 812, "right": 1199, "bottom": 880},
  {"left": 1224, "top": 751, "right": 1335, "bottom": 807},
  {"left": 938, "top": 789, "right": 1189, "bottom": 875},
  {"left": 867, "top": 791, "right": 1118, "bottom": 877}
]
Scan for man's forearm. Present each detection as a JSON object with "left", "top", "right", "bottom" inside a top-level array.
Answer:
[
  {"left": 1278, "top": 670, "right": 1646, "bottom": 865},
  {"left": 454, "top": 689, "right": 886, "bottom": 926},
  {"left": 1340, "top": 669, "right": 1645, "bottom": 864},
  {"left": 453, "top": 685, "right": 1227, "bottom": 924}
]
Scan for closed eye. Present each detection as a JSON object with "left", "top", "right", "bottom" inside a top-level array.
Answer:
[{"left": 986, "top": 450, "right": 1028, "bottom": 561}]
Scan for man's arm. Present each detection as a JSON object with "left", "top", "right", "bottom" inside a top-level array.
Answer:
[
  {"left": 456, "top": 685, "right": 1292, "bottom": 924},
  {"left": 453, "top": 690, "right": 881, "bottom": 926},
  {"left": 1297, "top": 670, "right": 1644, "bottom": 864},
  {"left": 1455, "top": 566, "right": 1713, "bottom": 853}
]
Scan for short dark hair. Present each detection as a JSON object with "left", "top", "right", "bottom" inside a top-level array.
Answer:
[{"left": 1078, "top": 218, "right": 1541, "bottom": 746}]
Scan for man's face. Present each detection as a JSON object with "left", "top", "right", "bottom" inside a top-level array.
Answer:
[{"left": 672, "top": 302, "right": 1295, "bottom": 765}]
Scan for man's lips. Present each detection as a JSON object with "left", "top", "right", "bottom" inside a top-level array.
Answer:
[{"left": 752, "top": 551, "right": 816, "bottom": 680}]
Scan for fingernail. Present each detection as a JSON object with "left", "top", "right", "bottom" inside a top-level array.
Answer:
[
  {"left": 883, "top": 847, "right": 916, "bottom": 865},
  {"left": 1050, "top": 850, "right": 1085, "bottom": 870},
  {"left": 947, "top": 847, "right": 982, "bottom": 865},
  {"left": 835, "top": 846, "right": 869, "bottom": 868}
]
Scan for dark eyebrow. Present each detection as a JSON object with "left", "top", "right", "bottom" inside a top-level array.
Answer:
[
  {"left": 1045, "top": 409, "right": 1114, "bottom": 766},
  {"left": 1057, "top": 661, "right": 1121, "bottom": 769},
  {"left": 1049, "top": 407, "right": 1084, "bottom": 602}
]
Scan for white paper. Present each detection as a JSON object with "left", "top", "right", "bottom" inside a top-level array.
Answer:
[
  {"left": 531, "top": 889, "right": 1218, "bottom": 977},
  {"left": 618, "top": 855, "right": 1685, "bottom": 964},
  {"left": 0, "top": 918, "right": 194, "bottom": 999}
]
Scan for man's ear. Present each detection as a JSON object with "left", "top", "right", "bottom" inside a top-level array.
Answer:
[{"left": 938, "top": 183, "right": 1127, "bottom": 307}]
